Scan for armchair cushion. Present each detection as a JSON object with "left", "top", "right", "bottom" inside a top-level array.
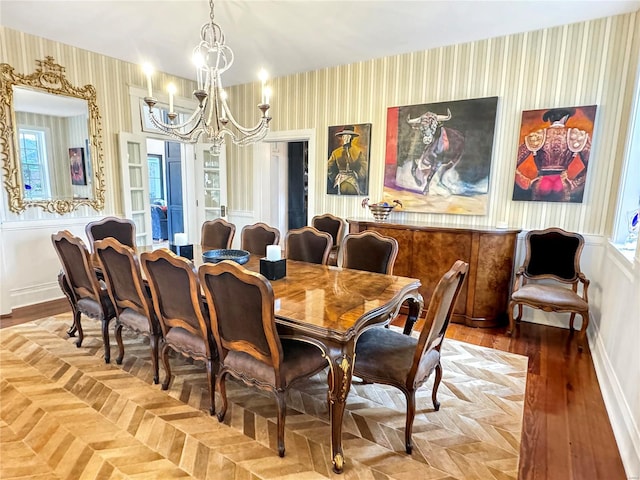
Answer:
[
  {"left": 164, "top": 326, "right": 208, "bottom": 358},
  {"left": 512, "top": 284, "right": 588, "bottom": 311}
]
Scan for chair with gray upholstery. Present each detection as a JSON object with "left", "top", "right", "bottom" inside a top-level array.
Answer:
[
  {"left": 141, "top": 248, "right": 217, "bottom": 414},
  {"left": 241, "top": 222, "right": 281, "bottom": 256},
  {"left": 353, "top": 260, "right": 468, "bottom": 454},
  {"left": 284, "top": 226, "right": 332, "bottom": 265},
  {"left": 199, "top": 260, "right": 327, "bottom": 457},
  {"left": 51, "top": 230, "right": 116, "bottom": 363},
  {"left": 94, "top": 237, "right": 162, "bottom": 383},
  {"left": 201, "top": 218, "right": 236, "bottom": 252},
  {"left": 339, "top": 230, "right": 399, "bottom": 274},
  {"left": 86, "top": 216, "right": 137, "bottom": 251}
]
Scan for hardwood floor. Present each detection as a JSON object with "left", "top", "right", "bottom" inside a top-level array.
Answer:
[{"left": 1, "top": 302, "right": 627, "bottom": 480}]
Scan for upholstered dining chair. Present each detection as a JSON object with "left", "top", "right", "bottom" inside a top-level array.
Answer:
[
  {"left": 141, "top": 248, "right": 217, "bottom": 414},
  {"left": 94, "top": 237, "right": 162, "bottom": 383},
  {"left": 508, "top": 227, "right": 590, "bottom": 351},
  {"left": 199, "top": 260, "right": 328, "bottom": 457},
  {"left": 353, "top": 260, "right": 468, "bottom": 454},
  {"left": 284, "top": 226, "right": 333, "bottom": 265},
  {"left": 51, "top": 230, "right": 116, "bottom": 363},
  {"left": 312, "top": 213, "right": 346, "bottom": 266},
  {"left": 201, "top": 218, "right": 236, "bottom": 252},
  {"left": 241, "top": 222, "right": 281, "bottom": 256},
  {"left": 339, "top": 230, "right": 399, "bottom": 274},
  {"left": 86, "top": 216, "right": 137, "bottom": 251}
]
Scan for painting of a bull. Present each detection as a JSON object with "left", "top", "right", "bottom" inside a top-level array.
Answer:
[
  {"left": 407, "top": 109, "right": 465, "bottom": 195},
  {"left": 384, "top": 97, "right": 499, "bottom": 215}
]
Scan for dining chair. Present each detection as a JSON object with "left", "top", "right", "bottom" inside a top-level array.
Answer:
[
  {"left": 311, "top": 213, "right": 346, "bottom": 266},
  {"left": 199, "top": 260, "right": 327, "bottom": 457},
  {"left": 241, "top": 222, "right": 281, "bottom": 256},
  {"left": 201, "top": 218, "right": 236, "bottom": 252},
  {"left": 353, "top": 260, "right": 468, "bottom": 454},
  {"left": 284, "top": 226, "right": 332, "bottom": 265},
  {"left": 339, "top": 230, "right": 399, "bottom": 274},
  {"left": 94, "top": 237, "right": 162, "bottom": 383},
  {"left": 141, "top": 248, "right": 217, "bottom": 414},
  {"left": 508, "top": 227, "right": 590, "bottom": 351},
  {"left": 51, "top": 230, "right": 116, "bottom": 363},
  {"left": 86, "top": 216, "right": 137, "bottom": 251}
]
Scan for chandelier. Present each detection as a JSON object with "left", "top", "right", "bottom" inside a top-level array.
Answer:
[{"left": 142, "top": 0, "right": 272, "bottom": 153}]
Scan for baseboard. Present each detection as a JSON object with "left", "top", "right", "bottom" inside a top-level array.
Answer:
[
  {"left": 9, "top": 281, "right": 64, "bottom": 310},
  {"left": 589, "top": 324, "right": 640, "bottom": 479}
]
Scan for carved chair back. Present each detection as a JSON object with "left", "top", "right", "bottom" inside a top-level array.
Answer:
[
  {"left": 340, "top": 230, "right": 399, "bottom": 274},
  {"left": 284, "top": 226, "right": 332, "bottom": 265},
  {"left": 201, "top": 218, "right": 236, "bottom": 251},
  {"left": 523, "top": 227, "right": 584, "bottom": 284},
  {"left": 86, "top": 216, "right": 136, "bottom": 251},
  {"left": 241, "top": 222, "right": 281, "bottom": 256},
  {"left": 312, "top": 213, "right": 346, "bottom": 248}
]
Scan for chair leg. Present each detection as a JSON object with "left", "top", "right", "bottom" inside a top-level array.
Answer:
[
  {"left": 102, "top": 318, "right": 111, "bottom": 364},
  {"left": 404, "top": 390, "right": 416, "bottom": 454},
  {"left": 74, "top": 311, "right": 84, "bottom": 347},
  {"left": 150, "top": 334, "right": 160, "bottom": 385},
  {"left": 161, "top": 343, "right": 172, "bottom": 390},
  {"left": 578, "top": 311, "right": 589, "bottom": 352},
  {"left": 206, "top": 357, "right": 215, "bottom": 416},
  {"left": 569, "top": 312, "right": 576, "bottom": 331},
  {"left": 115, "top": 323, "right": 124, "bottom": 365},
  {"left": 432, "top": 362, "right": 442, "bottom": 412},
  {"left": 216, "top": 372, "right": 228, "bottom": 423},
  {"left": 507, "top": 300, "right": 518, "bottom": 336},
  {"left": 275, "top": 391, "right": 286, "bottom": 457}
]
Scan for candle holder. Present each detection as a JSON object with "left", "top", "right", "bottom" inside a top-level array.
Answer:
[
  {"left": 260, "top": 258, "right": 286, "bottom": 280},
  {"left": 170, "top": 244, "right": 194, "bottom": 260}
]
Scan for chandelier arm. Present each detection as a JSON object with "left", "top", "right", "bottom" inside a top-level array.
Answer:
[
  {"left": 220, "top": 100, "right": 270, "bottom": 136},
  {"left": 146, "top": 103, "right": 206, "bottom": 132}
]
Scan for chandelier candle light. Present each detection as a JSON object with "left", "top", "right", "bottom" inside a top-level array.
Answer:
[{"left": 141, "top": 0, "right": 272, "bottom": 153}]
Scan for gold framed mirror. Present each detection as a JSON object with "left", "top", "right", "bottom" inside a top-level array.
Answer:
[{"left": 0, "top": 56, "right": 105, "bottom": 214}]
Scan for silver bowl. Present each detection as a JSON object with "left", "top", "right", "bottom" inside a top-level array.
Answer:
[{"left": 202, "top": 249, "right": 250, "bottom": 265}]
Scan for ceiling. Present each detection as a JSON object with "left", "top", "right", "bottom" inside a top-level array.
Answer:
[{"left": 2, "top": 0, "right": 640, "bottom": 87}]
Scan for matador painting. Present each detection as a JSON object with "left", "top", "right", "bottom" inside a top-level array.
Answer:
[{"left": 513, "top": 105, "right": 597, "bottom": 203}]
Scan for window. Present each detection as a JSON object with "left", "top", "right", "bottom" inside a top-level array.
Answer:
[
  {"left": 18, "top": 127, "right": 50, "bottom": 200},
  {"left": 147, "top": 153, "right": 164, "bottom": 202},
  {"left": 613, "top": 66, "right": 640, "bottom": 259}
]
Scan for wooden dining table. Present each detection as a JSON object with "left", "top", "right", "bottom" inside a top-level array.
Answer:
[{"left": 61, "top": 247, "right": 424, "bottom": 473}]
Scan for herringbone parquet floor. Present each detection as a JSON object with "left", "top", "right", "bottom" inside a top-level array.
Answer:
[{"left": 0, "top": 315, "right": 527, "bottom": 479}]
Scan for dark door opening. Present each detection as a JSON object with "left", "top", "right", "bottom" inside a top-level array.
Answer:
[
  {"left": 287, "top": 141, "right": 308, "bottom": 230},
  {"left": 165, "top": 141, "right": 184, "bottom": 240}
]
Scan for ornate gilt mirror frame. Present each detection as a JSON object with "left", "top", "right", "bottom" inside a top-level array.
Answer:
[{"left": 0, "top": 56, "right": 105, "bottom": 214}]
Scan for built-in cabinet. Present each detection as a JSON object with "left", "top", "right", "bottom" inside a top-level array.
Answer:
[{"left": 348, "top": 219, "right": 520, "bottom": 327}]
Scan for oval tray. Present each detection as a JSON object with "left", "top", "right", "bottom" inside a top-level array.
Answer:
[{"left": 202, "top": 249, "right": 250, "bottom": 265}]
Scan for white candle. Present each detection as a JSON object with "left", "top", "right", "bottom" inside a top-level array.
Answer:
[
  {"left": 264, "top": 86, "right": 272, "bottom": 106},
  {"left": 266, "top": 245, "right": 281, "bottom": 261},
  {"left": 174, "top": 233, "right": 188, "bottom": 246},
  {"left": 168, "top": 83, "right": 176, "bottom": 113},
  {"left": 142, "top": 63, "right": 154, "bottom": 97}
]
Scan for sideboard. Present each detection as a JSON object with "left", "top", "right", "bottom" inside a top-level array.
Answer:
[{"left": 347, "top": 219, "right": 521, "bottom": 328}]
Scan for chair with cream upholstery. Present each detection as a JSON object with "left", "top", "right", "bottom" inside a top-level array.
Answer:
[
  {"left": 141, "top": 248, "right": 217, "bottom": 414},
  {"left": 353, "top": 260, "right": 468, "bottom": 454},
  {"left": 201, "top": 218, "right": 236, "bottom": 252},
  {"left": 284, "top": 226, "right": 332, "bottom": 265},
  {"left": 51, "top": 230, "right": 116, "bottom": 363},
  {"left": 508, "top": 227, "right": 590, "bottom": 351},
  {"left": 199, "top": 260, "right": 327, "bottom": 457},
  {"left": 241, "top": 222, "right": 280, "bottom": 256},
  {"left": 94, "top": 237, "right": 162, "bottom": 383}
]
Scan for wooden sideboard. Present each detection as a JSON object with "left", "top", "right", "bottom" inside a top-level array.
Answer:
[{"left": 348, "top": 219, "right": 521, "bottom": 328}]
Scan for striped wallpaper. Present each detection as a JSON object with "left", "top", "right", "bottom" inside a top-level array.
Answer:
[
  {"left": 226, "top": 12, "right": 639, "bottom": 236},
  {"left": 1, "top": 12, "right": 639, "bottom": 236}
]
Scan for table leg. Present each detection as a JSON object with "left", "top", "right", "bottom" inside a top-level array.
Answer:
[{"left": 326, "top": 341, "right": 355, "bottom": 474}]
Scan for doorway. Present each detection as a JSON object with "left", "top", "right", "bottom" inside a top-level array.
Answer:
[{"left": 287, "top": 141, "right": 308, "bottom": 230}]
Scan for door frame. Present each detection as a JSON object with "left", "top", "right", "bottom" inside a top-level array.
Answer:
[{"left": 252, "top": 129, "right": 316, "bottom": 236}]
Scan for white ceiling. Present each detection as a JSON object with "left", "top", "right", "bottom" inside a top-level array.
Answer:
[{"left": 2, "top": 0, "right": 639, "bottom": 87}]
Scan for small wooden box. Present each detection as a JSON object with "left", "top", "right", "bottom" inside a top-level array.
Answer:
[{"left": 260, "top": 258, "right": 286, "bottom": 280}]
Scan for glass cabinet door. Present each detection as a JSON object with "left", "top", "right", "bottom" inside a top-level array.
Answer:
[{"left": 196, "top": 144, "right": 227, "bottom": 225}]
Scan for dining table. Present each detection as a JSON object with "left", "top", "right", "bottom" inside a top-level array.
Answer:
[{"left": 60, "top": 246, "right": 424, "bottom": 473}]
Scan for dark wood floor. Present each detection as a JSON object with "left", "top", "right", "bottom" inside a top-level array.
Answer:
[{"left": 1, "top": 301, "right": 627, "bottom": 480}]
